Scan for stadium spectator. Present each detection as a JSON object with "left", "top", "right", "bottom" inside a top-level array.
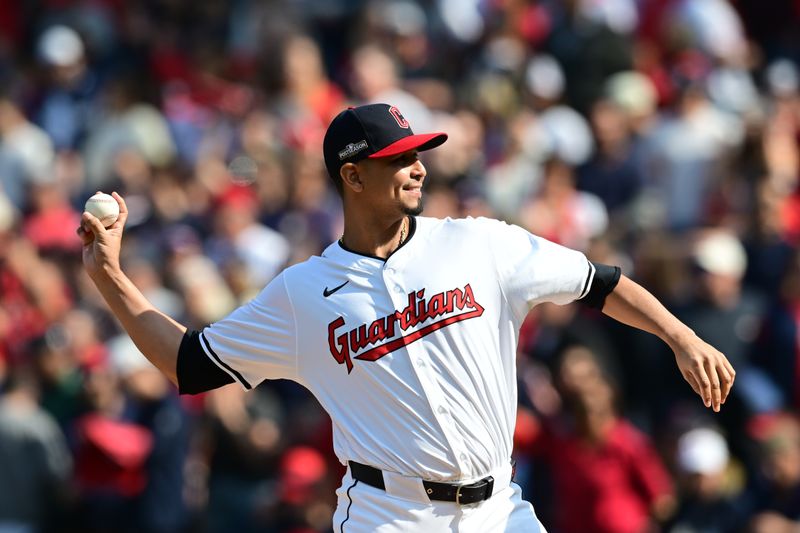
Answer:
[
  {"left": 524, "top": 345, "right": 675, "bottom": 533},
  {"left": 667, "top": 427, "right": 745, "bottom": 533}
]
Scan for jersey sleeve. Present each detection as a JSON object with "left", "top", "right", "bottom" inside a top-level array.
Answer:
[
  {"left": 199, "top": 273, "right": 298, "bottom": 389},
  {"left": 485, "top": 219, "right": 594, "bottom": 318}
]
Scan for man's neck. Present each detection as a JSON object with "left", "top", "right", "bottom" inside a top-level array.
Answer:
[{"left": 340, "top": 214, "right": 408, "bottom": 259}]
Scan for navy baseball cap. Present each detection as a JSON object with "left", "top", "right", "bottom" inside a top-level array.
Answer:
[{"left": 323, "top": 103, "right": 447, "bottom": 182}]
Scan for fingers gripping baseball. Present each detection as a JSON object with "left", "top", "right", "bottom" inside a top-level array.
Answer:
[
  {"left": 78, "top": 191, "right": 128, "bottom": 278},
  {"left": 109, "top": 191, "right": 129, "bottom": 229}
]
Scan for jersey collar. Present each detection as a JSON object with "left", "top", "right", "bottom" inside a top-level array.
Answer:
[{"left": 324, "top": 216, "right": 418, "bottom": 264}]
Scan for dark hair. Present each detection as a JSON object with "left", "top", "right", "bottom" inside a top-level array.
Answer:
[{"left": 328, "top": 162, "right": 345, "bottom": 196}]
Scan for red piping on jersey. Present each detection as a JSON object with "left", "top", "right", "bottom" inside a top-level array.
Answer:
[{"left": 327, "top": 283, "right": 485, "bottom": 373}]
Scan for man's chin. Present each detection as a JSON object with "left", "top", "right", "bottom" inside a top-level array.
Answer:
[
  {"left": 403, "top": 201, "right": 424, "bottom": 216},
  {"left": 403, "top": 201, "right": 425, "bottom": 217}
]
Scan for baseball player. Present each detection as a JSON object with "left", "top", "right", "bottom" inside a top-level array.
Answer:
[{"left": 78, "top": 103, "right": 735, "bottom": 532}]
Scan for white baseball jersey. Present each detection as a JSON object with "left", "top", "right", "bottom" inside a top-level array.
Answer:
[{"left": 199, "top": 216, "right": 594, "bottom": 482}]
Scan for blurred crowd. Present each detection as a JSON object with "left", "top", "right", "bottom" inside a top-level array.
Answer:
[{"left": 0, "top": 0, "right": 799, "bottom": 532}]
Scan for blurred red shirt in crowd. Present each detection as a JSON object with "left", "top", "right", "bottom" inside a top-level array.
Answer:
[
  {"left": 536, "top": 418, "right": 673, "bottom": 533},
  {"left": 519, "top": 346, "right": 674, "bottom": 533}
]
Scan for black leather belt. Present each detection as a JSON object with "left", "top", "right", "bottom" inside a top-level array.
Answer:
[{"left": 349, "top": 461, "right": 495, "bottom": 505}]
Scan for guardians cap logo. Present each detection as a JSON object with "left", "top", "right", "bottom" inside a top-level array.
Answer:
[{"left": 327, "top": 283, "right": 484, "bottom": 373}]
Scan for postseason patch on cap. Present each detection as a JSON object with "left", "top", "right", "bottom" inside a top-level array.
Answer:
[{"left": 338, "top": 140, "right": 368, "bottom": 160}]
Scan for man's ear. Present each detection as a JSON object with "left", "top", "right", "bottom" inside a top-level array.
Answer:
[{"left": 340, "top": 162, "right": 364, "bottom": 192}]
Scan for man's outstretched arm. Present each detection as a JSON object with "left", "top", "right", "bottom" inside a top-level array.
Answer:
[
  {"left": 78, "top": 192, "right": 185, "bottom": 386},
  {"left": 601, "top": 274, "right": 736, "bottom": 412}
]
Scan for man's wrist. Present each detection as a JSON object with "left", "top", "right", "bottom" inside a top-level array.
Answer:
[
  {"left": 664, "top": 325, "right": 696, "bottom": 351},
  {"left": 91, "top": 263, "right": 125, "bottom": 286}
]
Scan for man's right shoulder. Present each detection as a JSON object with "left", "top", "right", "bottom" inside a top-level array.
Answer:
[
  {"left": 281, "top": 255, "right": 325, "bottom": 279},
  {"left": 248, "top": 258, "right": 326, "bottom": 309}
]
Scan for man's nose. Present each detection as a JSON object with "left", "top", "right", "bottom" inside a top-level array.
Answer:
[{"left": 411, "top": 159, "right": 426, "bottom": 180}]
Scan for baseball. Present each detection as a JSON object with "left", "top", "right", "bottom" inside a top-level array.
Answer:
[{"left": 84, "top": 192, "right": 119, "bottom": 227}]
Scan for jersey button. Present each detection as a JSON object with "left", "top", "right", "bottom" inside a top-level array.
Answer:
[
  {"left": 416, "top": 358, "right": 425, "bottom": 367},
  {"left": 394, "top": 286, "right": 403, "bottom": 293},
  {"left": 438, "top": 406, "right": 447, "bottom": 414},
  {"left": 460, "top": 453, "right": 468, "bottom": 461},
  {"left": 385, "top": 267, "right": 395, "bottom": 274}
]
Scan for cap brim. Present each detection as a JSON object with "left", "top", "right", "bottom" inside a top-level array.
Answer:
[{"left": 368, "top": 132, "right": 448, "bottom": 159}]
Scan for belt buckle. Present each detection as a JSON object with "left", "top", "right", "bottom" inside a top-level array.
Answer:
[{"left": 455, "top": 475, "right": 494, "bottom": 505}]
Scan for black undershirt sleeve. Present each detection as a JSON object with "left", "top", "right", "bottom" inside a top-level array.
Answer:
[
  {"left": 578, "top": 262, "right": 621, "bottom": 310},
  {"left": 177, "top": 329, "right": 234, "bottom": 395}
]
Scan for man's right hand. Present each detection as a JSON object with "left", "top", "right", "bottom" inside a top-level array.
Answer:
[
  {"left": 77, "top": 191, "right": 128, "bottom": 280},
  {"left": 75, "top": 190, "right": 184, "bottom": 386}
]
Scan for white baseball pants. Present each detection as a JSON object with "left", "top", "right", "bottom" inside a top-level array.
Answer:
[{"left": 331, "top": 463, "right": 548, "bottom": 532}]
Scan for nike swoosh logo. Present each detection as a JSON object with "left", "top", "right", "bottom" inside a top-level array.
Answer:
[{"left": 323, "top": 280, "right": 349, "bottom": 297}]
